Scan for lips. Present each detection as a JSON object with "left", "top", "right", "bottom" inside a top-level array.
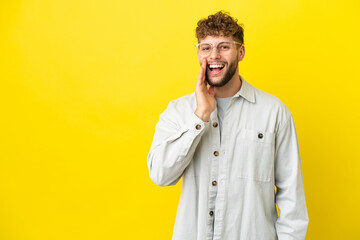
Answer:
[{"left": 208, "top": 63, "right": 226, "bottom": 76}]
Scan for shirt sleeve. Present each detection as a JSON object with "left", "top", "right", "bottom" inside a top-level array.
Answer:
[
  {"left": 147, "top": 101, "right": 210, "bottom": 186},
  {"left": 274, "top": 114, "right": 309, "bottom": 239}
]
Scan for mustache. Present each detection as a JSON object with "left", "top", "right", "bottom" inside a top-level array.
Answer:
[
  {"left": 200, "top": 61, "right": 227, "bottom": 67},
  {"left": 207, "top": 61, "right": 227, "bottom": 65}
]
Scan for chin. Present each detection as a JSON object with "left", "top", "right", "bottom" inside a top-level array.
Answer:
[
  {"left": 206, "top": 75, "right": 230, "bottom": 87},
  {"left": 205, "top": 77, "right": 217, "bottom": 86}
]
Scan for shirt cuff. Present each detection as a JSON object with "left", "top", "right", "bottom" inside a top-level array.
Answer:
[{"left": 189, "top": 112, "right": 210, "bottom": 131}]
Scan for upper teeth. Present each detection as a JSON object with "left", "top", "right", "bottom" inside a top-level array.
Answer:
[{"left": 209, "top": 64, "right": 224, "bottom": 68}]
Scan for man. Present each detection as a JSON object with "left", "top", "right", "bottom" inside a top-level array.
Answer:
[{"left": 147, "top": 11, "right": 309, "bottom": 240}]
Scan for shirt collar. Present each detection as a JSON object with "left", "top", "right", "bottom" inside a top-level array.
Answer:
[{"left": 233, "top": 75, "right": 256, "bottom": 103}]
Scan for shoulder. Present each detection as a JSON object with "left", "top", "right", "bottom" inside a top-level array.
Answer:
[
  {"left": 157, "top": 93, "right": 198, "bottom": 130},
  {"left": 160, "top": 92, "right": 196, "bottom": 118},
  {"left": 169, "top": 92, "right": 196, "bottom": 106},
  {"left": 255, "top": 87, "right": 290, "bottom": 112},
  {"left": 165, "top": 92, "right": 196, "bottom": 113},
  {"left": 251, "top": 84, "right": 293, "bottom": 131}
]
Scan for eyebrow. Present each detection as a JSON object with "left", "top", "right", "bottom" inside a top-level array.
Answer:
[{"left": 200, "top": 41, "right": 231, "bottom": 44}]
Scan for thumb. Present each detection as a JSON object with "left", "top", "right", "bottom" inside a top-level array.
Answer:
[{"left": 208, "top": 86, "right": 215, "bottom": 97}]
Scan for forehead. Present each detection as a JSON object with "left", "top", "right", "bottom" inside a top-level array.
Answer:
[{"left": 199, "top": 35, "right": 234, "bottom": 43}]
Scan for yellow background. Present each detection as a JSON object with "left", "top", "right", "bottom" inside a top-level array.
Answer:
[{"left": 1, "top": 0, "right": 359, "bottom": 239}]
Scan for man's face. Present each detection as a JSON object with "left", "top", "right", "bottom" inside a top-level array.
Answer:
[{"left": 197, "top": 35, "right": 244, "bottom": 87}]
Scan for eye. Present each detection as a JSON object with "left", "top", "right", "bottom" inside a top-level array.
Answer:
[
  {"left": 218, "top": 43, "right": 231, "bottom": 50},
  {"left": 199, "top": 43, "right": 211, "bottom": 52}
]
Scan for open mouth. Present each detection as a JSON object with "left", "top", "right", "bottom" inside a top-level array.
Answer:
[{"left": 208, "top": 64, "right": 225, "bottom": 75}]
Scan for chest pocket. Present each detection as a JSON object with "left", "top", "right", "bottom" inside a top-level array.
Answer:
[{"left": 235, "top": 129, "right": 275, "bottom": 182}]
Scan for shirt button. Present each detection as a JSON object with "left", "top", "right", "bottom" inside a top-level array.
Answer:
[
  {"left": 213, "top": 151, "right": 219, "bottom": 156},
  {"left": 209, "top": 211, "right": 214, "bottom": 216},
  {"left": 258, "top": 133, "right": 263, "bottom": 139},
  {"left": 212, "top": 181, "right": 217, "bottom": 186},
  {"left": 195, "top": 124, "right": 201, "bottom": 130},
  {"left": 213, "top": 122, "right": 218, "bottom": 128}
]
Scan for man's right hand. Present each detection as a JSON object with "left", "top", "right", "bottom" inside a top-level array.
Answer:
[{"left": 194, "top": 58, "right": 216, "bottom": 122}]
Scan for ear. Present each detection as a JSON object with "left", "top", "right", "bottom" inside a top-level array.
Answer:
[{"left": 237, "top": 45, "right": 245, "bottom": 62}]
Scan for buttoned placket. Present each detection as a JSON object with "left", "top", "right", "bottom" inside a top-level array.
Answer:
[
  {"left": 205, "top": 107, "right": 220, "bottom": 240},
  {"left": 211, "top": 96, "right": 240, "bottom": 240}
]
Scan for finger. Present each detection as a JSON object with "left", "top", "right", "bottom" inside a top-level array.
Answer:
[
  {"left": 198, "top": 58, "right": 207, "bottom": 80},
  {"left": 201, "top": 58, "right": 207, "bottom": 78},
  {"left": 197, "top": 58, "right": 207, "bottom": 88}
]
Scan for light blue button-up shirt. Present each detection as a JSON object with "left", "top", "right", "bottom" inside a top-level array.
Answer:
[{"left": 147, "top": 76, "right": 309, "bottom": 240}]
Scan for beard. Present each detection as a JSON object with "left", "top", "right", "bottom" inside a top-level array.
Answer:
[{"left": 205, "top": 58, "right": 238, "bottom": 87}]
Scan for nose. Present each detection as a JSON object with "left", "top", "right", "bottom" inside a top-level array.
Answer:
[{"left": 208, "top": 46, "right": 220, "bottom": 59}]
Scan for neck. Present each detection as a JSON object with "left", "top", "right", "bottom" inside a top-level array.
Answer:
[{"left": 214, "top": 71, "right": 242, "bottom": 98}]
